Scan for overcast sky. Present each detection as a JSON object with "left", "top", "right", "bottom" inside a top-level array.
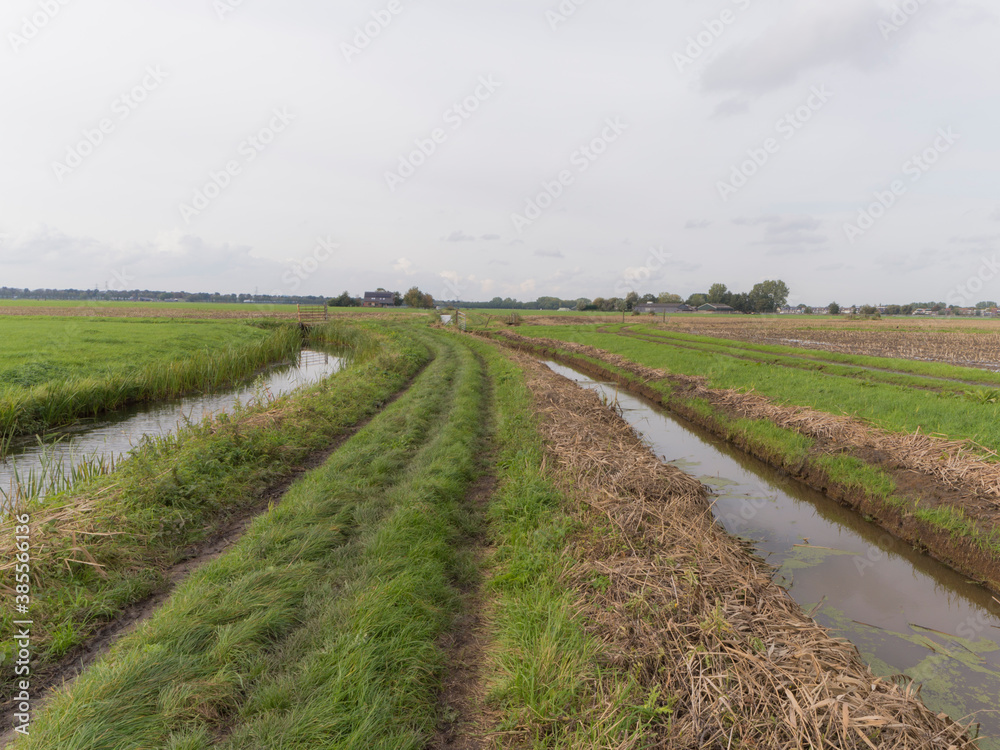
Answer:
[{"left": 2, "top": 0, "right": 999, "bottom": 305}]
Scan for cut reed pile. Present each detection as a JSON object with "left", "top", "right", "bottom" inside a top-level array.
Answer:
[
  {"left": 515, "top": 351, "right": 976, "bottom": 748},
  {"left": 492, "top": 330, "right": 1000, "bottom": 510}
]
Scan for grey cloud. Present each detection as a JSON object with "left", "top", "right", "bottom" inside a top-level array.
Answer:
[
  {"left": 443, "top": 231, "right": 476, "bottom": 242},
  {"left": 701, "top": 2, "right": 888, "bottom": 95},
  {"left": 535, "top": 249, "right": 565, "bottom": 258},
  {"left": 685, "top": 219, "right": 712, "bottom": 229}
]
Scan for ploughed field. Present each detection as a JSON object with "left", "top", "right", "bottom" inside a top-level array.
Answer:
[
  {"left": 645, "top": 315, "right": 1000, "bottom": 371},
  {"left": 0, "top": 315, "right": 992, "bottom": 748}
]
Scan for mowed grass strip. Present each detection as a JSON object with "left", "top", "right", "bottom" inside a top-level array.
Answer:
[
  {"left": 11, "top": 330, "right": 487, "bottom": 749},
  {"left": 0, "top": 318, "right": 303, "bottom": 443},
  {"left": 0, "top": 324, "right": 428, "bottom": 684},
  {"left": 524, "top": 325, "right": 1000, "bottom": 452}
]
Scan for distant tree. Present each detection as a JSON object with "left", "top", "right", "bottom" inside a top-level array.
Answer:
[
  {"left": 575, "top": 298, "right": 591, "bottom": 311},
  {"left": 535, "top": 296, "right": 561, "bottom": 310},
  {"left": 728, "top": 292, "right": 752, "bottom": 314},
  {"left": 686, "top": 293, "right": 708, "bottom": 308},
  {"left": 657, "top": 292, "right": 683, "bottom": 303},
  {"left": 624, "top": 291, "right": 639, "bottom": 311},
  {"left": 803, "top": 306, "right": 814, "bottom": 315},
  {"left": 404, "top": 286, "right": 434, "bottom": 309},
  {"left": 749, "top": 280, "right": 790, "bottom": 313},
  {"left": 828, "top": 301, "right": 841, "bottom": 315},
  {"left": 640, "top": 293, "right": 656, "bottom": 303},
  {"left": 977, "top": 300, "right": 999, "bottom": 309},
  {"left": 859, "top": 305, "right": 880, "bottom": 319},
  {"left": 329, "top": 291, "right": 357, "bottom": 307},
  {"left": 393, "top": 291, "right": 403, "bottom": 307},
  {"left": 707, "top": 283, "right": 729, "bottom": 304},
  {"left": 884, "top": 305, "right": 902, "bottom": 316}
]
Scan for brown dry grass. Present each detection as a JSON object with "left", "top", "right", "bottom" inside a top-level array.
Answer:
[
  {"left": 494, "top": 330, "right": 1000, "bottom": 510},
  {"left": 516, "top": 351, "right": 977, "bottom": 748}
]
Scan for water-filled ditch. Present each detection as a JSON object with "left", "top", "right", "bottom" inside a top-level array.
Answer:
[
  {"left": 543, "top": 360, "right": 1000, "bottom": 745},
  {"left": 1, "top": 348, "right": 344, "bottom": 505}
]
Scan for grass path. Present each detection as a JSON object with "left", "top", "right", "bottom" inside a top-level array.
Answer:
[
  {"left": 7, "top": 330, "right": 489, "bottom": 748},
  {"left": 0, "top": 322, "right": 428, "bottom": 696}
]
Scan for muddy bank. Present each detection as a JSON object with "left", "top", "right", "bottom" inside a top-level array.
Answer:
[
  {"left": 512, "top": 349, "right": 975, "bottom": 748},
  {"left": 485, "top": 330, "right": 1000, "bottom": 597}
]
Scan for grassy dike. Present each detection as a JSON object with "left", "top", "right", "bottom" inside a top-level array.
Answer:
[
  {"left": 0, "top": 322, "right": 428, "bottom": 687},
  {"left": 0, "top": 322, "right": 303, "bottom": 446},
  {"left": 9, "top": 328, "right": 487, "bottom": 748},
  {"left": 7, "top": 327, "right": 661, "bottom": 749}
]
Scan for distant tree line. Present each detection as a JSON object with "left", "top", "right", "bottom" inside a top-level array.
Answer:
[{"left": 0, "top": 287, "right": 328, "bottom": 305}]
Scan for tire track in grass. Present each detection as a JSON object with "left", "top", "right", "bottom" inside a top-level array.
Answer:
[
  {"left": 0, "top": 352, "right": 430, "bottom": 746},
  {"left": 429, "top": 345, "right": 498, "bottom": 750},
  {"left": 8, "top": 331, "right": 483, "bottom": 749},
  {"left": 0, "top": 325, "right": 432, "bottom": 727},
  {"left": 210, "top": 334, "right": 489, "bottom": 750}
]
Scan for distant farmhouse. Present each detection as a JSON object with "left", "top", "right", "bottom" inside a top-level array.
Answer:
[
  {"left": 698, "top": 303, "right": 736, "bottom": 314},
  {"left": 362, "top": 291, "right": 394, "bottom": 308}
]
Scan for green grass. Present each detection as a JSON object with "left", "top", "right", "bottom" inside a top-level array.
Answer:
[
  {"left": 520, "top": 325, "right": 1000, "bottom": 454},
  {"left": 0, "top": 318, "right": 304, "bottom": 442},
  {"left": 815, "top": 455, "right": 899, "bottom": 503},
  {"left": 624, "top": 324, "right": 1000, "bottom": 390},
  {"left": 0, "top": 324, "right": 429, "bottom": 686},
  {"left": 475, "top": 337, "right": 657, "bottom": 748},
  {"left": 10, "top": 327, "right": 485, "bottom": 749}
]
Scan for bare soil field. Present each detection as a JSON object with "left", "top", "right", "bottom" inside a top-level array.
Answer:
[{"left": 656, "top": 317, "right": 1000, "bottom": 369}]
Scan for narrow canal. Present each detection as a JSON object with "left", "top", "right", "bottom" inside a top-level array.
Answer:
[
  {"left": 544, "top": 360, "right": 1000, "bottom": 746},
  {"left": 1, "top": 349, "right": 344, "bottom": 505}
]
